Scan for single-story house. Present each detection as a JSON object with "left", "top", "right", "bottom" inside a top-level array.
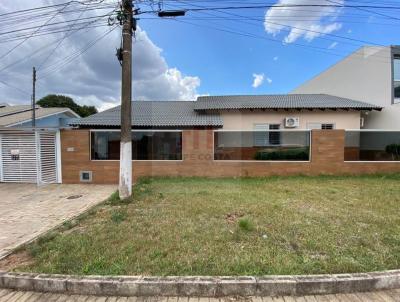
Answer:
[
  {"left": 55, "top": 94, "right": 400, "bottom": 185},
  {"left": 0, "top": 104, "right": 79, "bottom": 184},
  {"left": 0, "top": 103, "right": 79, "bottom": 128},
  {"left": 73, "top": 94, "right": 381, "bottom": 131}
]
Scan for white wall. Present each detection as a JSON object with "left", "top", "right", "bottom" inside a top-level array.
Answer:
[
  {"left": 363, "top": 104, "right": 400, "bottom": 129},
  {"left": 221, "top": 110, "right": 360, "bottom": 130},
  {"left": 292, "top": 46, "right": 399, "bottom": 129},
  {"left": 292, "top": 46, "right": 392, "bottom": 106}
]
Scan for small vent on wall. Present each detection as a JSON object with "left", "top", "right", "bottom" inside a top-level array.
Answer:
[{"left": 80, "top": 171, "right": 92, "bottom": 183}]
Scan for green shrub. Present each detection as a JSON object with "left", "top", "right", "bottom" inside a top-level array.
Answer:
[
  {"left": 254, "top": 148, "right": 309, "bottom": 161},
  {"left": 238, "top": 218, "right": 254, "bottom": 232}
]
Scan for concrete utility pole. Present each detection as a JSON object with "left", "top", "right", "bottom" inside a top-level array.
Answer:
[
  {"left": 119, "top": 0, "right": 133, "bottom": 199},
  {"left": 32, "top": 67, "right": 36, "bottom": 128}
]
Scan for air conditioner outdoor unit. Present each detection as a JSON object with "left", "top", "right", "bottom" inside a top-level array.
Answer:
[{"left": 285, "top": 117, "right": 300, "bottom": 128}]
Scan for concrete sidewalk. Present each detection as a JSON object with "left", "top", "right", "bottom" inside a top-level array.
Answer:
[
  {"left": 1, "top": 288, "right": 400, "bottom": 301},
  {"left": 0, "top": 183, "right": 115, "bottom": 260}
]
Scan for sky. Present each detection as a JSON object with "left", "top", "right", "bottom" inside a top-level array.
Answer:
[{"left": 0, "top": 0, "right": 400, "bottom": 111}]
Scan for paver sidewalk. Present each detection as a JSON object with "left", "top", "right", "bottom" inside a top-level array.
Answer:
[
  {"left": 0, "top": 183, "right": 115, "bottom": 259},
  {"left": 1, "top": 289, "right": 400, "bottom": 301}
]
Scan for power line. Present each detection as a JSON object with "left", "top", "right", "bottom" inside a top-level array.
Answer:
[
  {"left": 326, "top": 0, "right": 400, "bottom": 21},
  {"left": 152, "top": 2, "right": 392, "bottom": 64},
  {"left": 0, "top": 13, "right": 117, "bottom": 37},
  {"left": 0, "top": 1, "right": 72, "bottom": 61},
  {"left": 0, "top": 4, "right": 117, "bottom": 28},
  {"left": 0, "top": 9, "right": 116, "bottom": 72},
  {"left": 38, "top": 25, "right": 118, "bottom": 80},
  {"left": 37, "top": 5, "right": 91, "bottom": 70},
  {"left": 0, "top": 24, "right": 109, "bottom": 44},
  {"left": 138, "top": 16, "right": 400, "bottom": 27},
  {"left": 0, "top": 79, "right": 30, "bottom": 96},
  {"left": 159, "top": 3, "right": 400, "bottom": 11},
  {"left": 0, "top": 0, "right": 114, "bottom": 18},
  {"left": 168, "top": 1, "right": 384, "bottom": 50}
]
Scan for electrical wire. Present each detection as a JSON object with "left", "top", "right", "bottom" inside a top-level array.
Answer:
[
  {"left": 0, "top": 79, "right": 30, "bottom": 96},
  {"left": 0, "top": 10, "right": 116, "bottom": 73},
  {"left": 38, "top": 25, "right": 119, "bottom": 80},
  {"left": 37, "top": 6, "right": 91, "bottom": 70},
  {"left": 0, "top": 1, "right": 72, "bottom": 61}
]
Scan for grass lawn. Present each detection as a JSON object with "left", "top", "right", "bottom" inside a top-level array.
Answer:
[{"left": 12, "top": 175, "right": 400, "bottom": 276}]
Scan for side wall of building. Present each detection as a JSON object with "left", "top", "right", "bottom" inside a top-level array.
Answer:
[
  {"left": 291, "top": 46, "right": 399, "bottom": 129},
  {"left": 61, "top": 129, "right": 400, "bottom": 184},
  {"left": 292, "top": 46, "right": 392, "bottom": 106},
  {"left": 220, "top": 110, "right": 361, "bottom": 130}
]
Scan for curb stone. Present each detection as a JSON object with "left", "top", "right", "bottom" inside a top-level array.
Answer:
[{"left": 1, "top": 270, "right": 400, "bottom": 297}]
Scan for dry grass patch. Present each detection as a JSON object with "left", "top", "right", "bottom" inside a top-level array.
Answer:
[{"left": 12, "top": 175, "right": 400, "bottom": 276}]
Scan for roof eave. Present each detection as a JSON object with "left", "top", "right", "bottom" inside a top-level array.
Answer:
[{"left": 194, "top": 107, "right": 382, "bottom": 111}]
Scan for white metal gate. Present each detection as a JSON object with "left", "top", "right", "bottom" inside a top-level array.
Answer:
[{"left": 0, "top": 130, "right": 60, "bottom": 184}]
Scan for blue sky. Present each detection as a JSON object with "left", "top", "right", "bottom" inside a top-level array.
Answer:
[
  {"left": 1, "top": 0, "right": 400, "bottom": 110},
  {"left": 138, "top": 0, "right": 400, "bottom": 96}
]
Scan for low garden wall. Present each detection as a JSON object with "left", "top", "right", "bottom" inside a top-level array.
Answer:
[{"left": 61, "top": 129, "right": 400, "bottom": 184}]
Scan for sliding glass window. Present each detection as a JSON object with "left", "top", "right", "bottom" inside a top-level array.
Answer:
[{"left": 91, "top": 131, "right": 182, "bottom": 160}]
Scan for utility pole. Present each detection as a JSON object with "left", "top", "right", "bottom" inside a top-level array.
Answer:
[
  {"left": 113, "top": 0, "right": 185, "bottom": 199},
  {"left": 119, "top": 0, "right": 133, "bottom": 199},
  {"left": 32, "top": 66, "right": 41, "bottom": 186},
  {"left": 32, "top": 67, "right": 36, "bottom": 128}
]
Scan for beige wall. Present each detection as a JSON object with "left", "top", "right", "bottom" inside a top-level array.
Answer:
[{"left": 221, "top": 110, "right": 361, "bottom": 130}]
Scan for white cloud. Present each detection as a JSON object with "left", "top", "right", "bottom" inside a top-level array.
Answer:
[
  {"left": 328, "top": 41, "right": 338, "bottom": 49},
  {"left": 252, "top": 73, "right": 265, "bottom": 88},
  {"left": 273, "top": 56, "right": 279, "bottom": 61},
  {"left": 347, "top": 29, "right": 352, "bottom": 34},
  {"left": 266, "top": 77, "right": 273, "bottom": 84},
  {"left": 264, "top": 0, "right": 344, "bottom": 43},
  {"left": 0, "top": 0, "right": 201, "bottom": 110}
]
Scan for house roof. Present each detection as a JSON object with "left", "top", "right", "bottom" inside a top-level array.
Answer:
[
  {"left": 0, "top": 107, "right": 78, "bottom": 127},
  {"left": 71, "top": 101, "right": 223, "bottom": 127},
  {"left": 194, "top": 94, "right": 382, "bottom": 111},
  {"left": 0, "top": 105, "right": 39, "bottom": 118}
]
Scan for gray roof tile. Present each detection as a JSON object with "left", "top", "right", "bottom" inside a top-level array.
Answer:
[
  {"left": 71, "top": 101, "right": 223, "bottom": 127},
  {"left": 194, "top": 94, "right": 382, "bottom": 110}
]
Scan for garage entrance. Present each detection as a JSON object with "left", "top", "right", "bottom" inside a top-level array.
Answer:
[{"left": 0, "top": 129, "right": 61, "bottom": 184}]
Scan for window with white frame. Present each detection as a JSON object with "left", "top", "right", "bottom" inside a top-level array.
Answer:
[
  {"left": 253, "top": 124, "right": 281, "bottom": 146},
  {"left": 307, "top": 123, "right": 335, "bottom": 130}
]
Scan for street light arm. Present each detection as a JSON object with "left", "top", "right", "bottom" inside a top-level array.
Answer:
[{"left": 158, "top": 10, "right": 186, "bottom": 17}]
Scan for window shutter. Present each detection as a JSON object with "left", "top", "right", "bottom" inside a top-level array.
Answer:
[{"left": 253, "top": 124, "right": 269, "bottom": 147}]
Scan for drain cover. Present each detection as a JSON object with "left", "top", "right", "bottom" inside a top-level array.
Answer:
[{"left": 67, "top": 194, "right": 83, "bottom": 200}]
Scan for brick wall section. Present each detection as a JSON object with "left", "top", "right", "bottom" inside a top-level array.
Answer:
[{"left": 60, "top": 129, "right": 400, "bottom": 184}]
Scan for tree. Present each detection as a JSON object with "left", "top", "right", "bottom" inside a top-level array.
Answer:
[{"left": 37, "top": 94, "right": 98, "bottom": 117}]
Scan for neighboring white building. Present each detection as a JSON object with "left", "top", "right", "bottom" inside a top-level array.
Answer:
[{"left": 292, "top": 45, "right": 400, "bottom": 129}]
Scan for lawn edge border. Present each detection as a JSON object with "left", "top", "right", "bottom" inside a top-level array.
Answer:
[{"left": 0, "top": 270, "right": 399, "bottom": 297}]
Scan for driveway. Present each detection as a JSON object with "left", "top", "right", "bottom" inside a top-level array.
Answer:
[{"left": 0, "top": 183, "right": 115, "bottom": 259}]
